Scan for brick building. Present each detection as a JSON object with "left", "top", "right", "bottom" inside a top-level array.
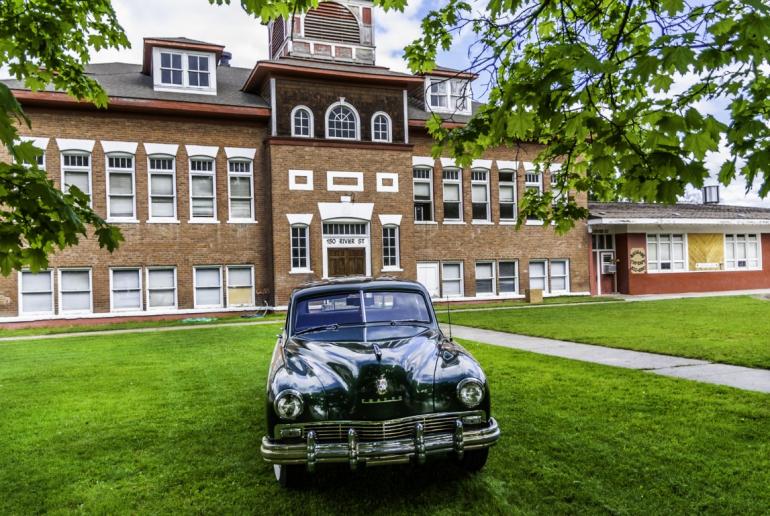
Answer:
[{"left": 1, "top": 0, "right": 767, "bottom": 325}]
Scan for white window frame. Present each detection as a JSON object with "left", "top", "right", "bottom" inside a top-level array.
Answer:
[
  {"left": 371, "top": 111, "right": 392, "bottom": 143},
  {"left": 549, "top": 259, "right": 570, "bottom": 294},
  {"left": 647, "top": 234, "right": 687, "bottom": 273},
  {"left": 226, "top": 265, "right": 256, "bottom": 307},
  {"left": 290, "top": 224, "right": 311, "bottom": 273},
  {"left": 475, "top": 261, "right": 496, "bottom": 297},
  {"left": 189, "top": 157, "right": 217, "bottom": 222},
  {"left": 193, "top": 266, "right": 224, "bottom": 309},
  {"left": 147, "top": 155, "right": 178, "bottom": 222},
  {"left": 499, "top": 169, "right": 518, "bottom": 223},
  {"left": 498, "top": 261, "right": 519, "bottom": 296},
  {"left": 18, "top": 269, "right": 54, "bottom": 316},
  {"left": 152, "top": 47, "right": 217, "bottom": 95},
  {"left": 58, "top": 268, "right": 93, "bottom": 314},
  {"left": 109, "top": 268, "right": 143, "bottom": 312},
  {"left": 60, "top": 151, "right": 92, "bottom": 206},
  {"left": 381, "top": 225, "right": 400, "bottom": 271},
  {"left": 291, "top": 105, "right": 314, "bottom": 138},
  {"left": 442, "top": 168, "right": 463, "bottom": 222},
  {"left": 145, "top": 267, "right": 178, "bottom": 311},
  {"left": 441, "top": 261, "right": 464, "bottom": 298},
  {"left": 227, "top": 158, "right": 255, "bottom": 222},
  {"left": 471, "top": 169, "right": 491, "bottom": 222},
  {"left": 105, "top": 153, "right": 137, "bottom": 222},
  {"left": 413, "top": 167, "right": 434, "bottom": 223},
  {"left": 725, "top": 234, "right": 762, "bottom": 271},
  {"left": 529, "top": 260, "right": 549, "bottom": 293},
  {"left": 325, "top": 100, "right": 361, "bottom": 141},
  {"left": 425, "top": 77, "right": 472, "bottom": 115}
]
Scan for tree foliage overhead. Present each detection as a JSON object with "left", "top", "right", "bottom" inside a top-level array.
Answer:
[
  {"left": 231, "top": 0, "right": 770, "bottom": 231},
  {"left": 0, "top": 0, "right": 128, "bottom": 274}
]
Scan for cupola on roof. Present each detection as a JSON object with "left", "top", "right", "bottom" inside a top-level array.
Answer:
[{"left": 267, "top": 0, "right": 376, "bottom": 66}]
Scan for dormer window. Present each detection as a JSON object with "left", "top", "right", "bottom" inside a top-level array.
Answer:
[
  {"left": 152, "top": 47, "right": 216, "bottom": 95},
  {"left": 426, "top": 77, "right": 471, "bottom": 115}
]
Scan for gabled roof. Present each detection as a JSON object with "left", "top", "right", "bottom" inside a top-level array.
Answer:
[
  {"left": 420, "top": 64, "right": 479, "bottom": 80},
  {"left": 589, "top": 202, "right": 770, "bottom": 223}
]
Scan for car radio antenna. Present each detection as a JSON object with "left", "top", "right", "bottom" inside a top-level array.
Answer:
[{"left": 445, "top": 295, "right": 453, "bottom": 341}]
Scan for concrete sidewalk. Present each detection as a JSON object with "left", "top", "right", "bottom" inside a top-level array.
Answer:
[{"left": 446, "top": 325, "right": 770, "bottom": 394}]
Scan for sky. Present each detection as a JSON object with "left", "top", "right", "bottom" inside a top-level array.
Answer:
[{"left": 23, "top": 0, "right": 770, "bottom": 207}]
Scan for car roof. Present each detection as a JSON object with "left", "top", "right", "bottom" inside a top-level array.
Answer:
[{"left": 289, "top": 277, "right": 430, "bottom": 301}]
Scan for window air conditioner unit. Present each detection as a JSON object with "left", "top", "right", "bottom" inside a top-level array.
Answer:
[{"left": 602, "top": 264, "right": 617, "bottom": 274}]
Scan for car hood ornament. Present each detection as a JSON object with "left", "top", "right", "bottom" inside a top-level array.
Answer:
[{"left": 376, "top": 375, "right": 388, "bottom": 396}]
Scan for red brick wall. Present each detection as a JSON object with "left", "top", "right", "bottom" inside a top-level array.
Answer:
[
  {"left": 0, "top": 108, "right": 273, "bottom": 317},
  {"left": 616, "top": 232, "right": 770, "bottom": 294}
]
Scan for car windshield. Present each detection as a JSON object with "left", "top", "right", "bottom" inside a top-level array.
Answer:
[{"left": 292, "top": 290, "right": 432, "bottom": 334}]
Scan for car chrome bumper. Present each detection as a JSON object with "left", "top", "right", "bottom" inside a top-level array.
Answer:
[{"left": 261, "top": 416, "right": 500, "bottom": 470}]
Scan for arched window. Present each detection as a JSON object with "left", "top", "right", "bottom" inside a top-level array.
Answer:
[
  {"left": 291, "top": 106, "right": 314, "bottom": 138},
  {"left": 371, "top": 112, "right": 392, "bottom": 143},
  {"left": 326, "top": 101, "right": 360, "bottom": 140}
]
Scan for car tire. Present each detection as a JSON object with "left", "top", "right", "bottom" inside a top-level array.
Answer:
[
  {"left": 458, "top": 448, "right": 489, "bottom": 472},
  {"left": 274, "top": 464, "right": 306, "bottom": 488}
]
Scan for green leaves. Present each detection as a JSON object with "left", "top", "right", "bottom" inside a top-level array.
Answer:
[{"left": 402, "top": 0, "right": 770, "bottom": 228}]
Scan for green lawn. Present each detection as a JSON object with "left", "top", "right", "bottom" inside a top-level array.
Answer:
[
  {"left": 1, "top": 325, "right": 769, "bottom": 514},
  {"left": 438, "top": 295, "right": 770, "bottom": 369},
  {"left": 432, "top": 295, "right": 622, "bottom": 311}
]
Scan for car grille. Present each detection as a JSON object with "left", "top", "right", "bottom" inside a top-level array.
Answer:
[{"left": 289, "top": 412, "right": 484, "bottom": 442}]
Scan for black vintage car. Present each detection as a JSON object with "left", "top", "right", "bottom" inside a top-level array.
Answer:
[{"left": 261, "top": 278, "right": 500, "bottom": 487}]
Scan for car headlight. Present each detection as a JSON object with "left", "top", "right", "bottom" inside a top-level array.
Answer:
[
  {"left": 274, "top": 390, "right": 304, "bottom": 420},
  {"left": 457, "top": 378, "right": 484, "bottom": 408}
]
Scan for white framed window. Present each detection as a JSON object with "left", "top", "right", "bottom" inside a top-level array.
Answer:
[
  {"left": 325, "top": 101, "right": 360, "bottom": 140},
  {"left": 187, "top": 54, "right": 210, "bottom": 88},
  {"left": 471, "top": 169, "right": 490, "bottom": 221},
  {"left": 61, "top": 152, "right": 92, "bottom": 202},
  {"left": 227, "top": 265, "right": 255, "bottom": 307},
  {"left": 59, "top": 269, "right": 92, "bottom": 314},
  {"left": 499, "top": 169, "right": 517, "bottom": 222},
  {"left": 153, "top": 48, "right": 216, "bottom": 94},
  {"left": 426, "top": 77, "right": 471, "bottom": 114},
  {"left": 441, "top": 262, "right": 464, "bottom": 298},
  {"left": 19, "top": 270, "right": 54, "bottom": 315},
  {"left": 371, "top": 112, "right": 392, "bottom": 143},
  {"left": 499, "top": 261, "right": 518, "bottom": 295},
  {"left": 194, "top": 266, "right": 223, "bottom": 308},
  {"left": 725, "top": 234, "right": 761, "bottom": 270},
  {"left": 529, "top": 260, "right": 548, "bottom": 292},
  {"left": 291, "top": 225, "right": 310, "bottom": 271},
  {"left": 442, "top": 168, "right": 462, "bottom": 222},
  {"left": 382, "top": 225, "right": 400, "bottom": 269},
  {"left": 148, "top": 156, "right": 177, "bottom": 221},
  {"left": 550, "top": 259, "right": 570, "bottom": 293},
  {"left": 475, "top": 261, "right": 496, "bottom": 296},
  {"left": 189, "top": 157, "right": 216, "bottom": 221},
  {"left": 413, "top": 167, "right": 434, "bottom": 222},
  {"left": 291, "top": 106, "right": 314, "bottom": 138},
  {"left": 647, "top": 234, "right": 686, "bottom": 272},
  {"left": 110, "top": 268, "right": 142, "bottom": 311},
  {"left": 146, "top": 267, "right": 177, "bottom": 310},
  {"left": 106, "top": 154, "right": 136, "bottom": 221},
  {"left": 228, "top": 159, "right": 254, "bottom": 222}
]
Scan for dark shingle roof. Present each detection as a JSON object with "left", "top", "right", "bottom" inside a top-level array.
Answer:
[
  {"left": 3, "top": 63, "right": 268, "bottom": 108},
  {"left": 147, "top": 37, "right": 222, "bottom": 46},
  {"left": 257, "top": 57, "right": 418, "bottom": 78},
  {"left": 589, "top": 202, "right": 770, "bottom": 220}
]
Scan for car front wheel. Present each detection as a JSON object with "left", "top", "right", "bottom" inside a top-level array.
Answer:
[
  {"left": 458, "top": 448, "right": 489, "bottom": 472},
  {"left": 274, "top": 464, "right": 306, "bottom": 488}
]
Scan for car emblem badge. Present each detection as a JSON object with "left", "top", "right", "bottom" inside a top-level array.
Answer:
[{"left": 376, "top": 375, "right": 388, "bottom": 396}]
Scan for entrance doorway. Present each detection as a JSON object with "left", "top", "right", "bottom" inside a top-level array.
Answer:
[{"left": 328, "top": 248, "right": 366, "bottom": 277}]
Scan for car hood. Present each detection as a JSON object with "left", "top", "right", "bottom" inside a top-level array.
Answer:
[{"left": 284, "top": 329, "right": 440, "bottom": 420}]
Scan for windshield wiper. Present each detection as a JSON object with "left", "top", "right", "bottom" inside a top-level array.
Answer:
[
  {"left": 387, "top": 319, "right": 431, "bottom": 327},
  {"left": 294, "top": 324, "right": 340, "bottom": 336}
]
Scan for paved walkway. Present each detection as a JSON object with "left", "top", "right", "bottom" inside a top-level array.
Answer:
[
  {"left": 0, "top": 319, "right": 283, "bottom": 343},
  {"left": 446, "top": 325, "right": 770, "bottom": 394}
]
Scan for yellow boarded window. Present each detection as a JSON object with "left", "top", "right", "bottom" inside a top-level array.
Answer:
[
  {"left": 227, "top": 266, "right": 254, "bottom": 306},
  {"left": 687, "top": 234, "right": 725, "bottom": 271}
]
